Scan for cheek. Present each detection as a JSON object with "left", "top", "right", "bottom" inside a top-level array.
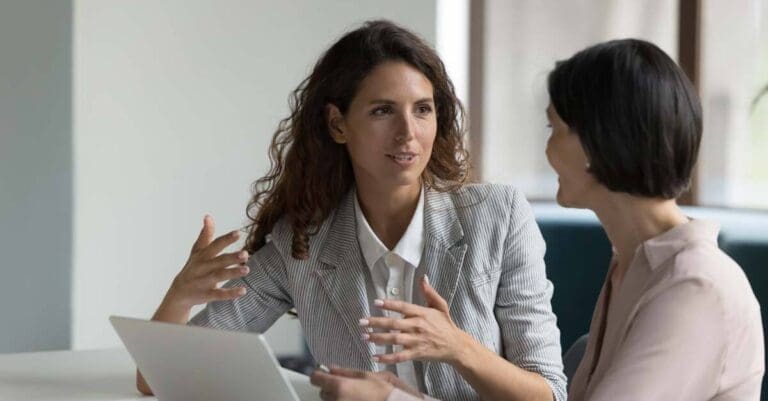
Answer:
[
  {"left": 423, "top": 119, "right": 438, "bottom": 145},
  {"left": 344, "top": 137, "right": 379, "bottom": 169},
  {"left": 545, "top": 139, "right": 566, "bottom": 172},
  {"left": 414, "top": 124, "right": 437, "bottom": 158}
]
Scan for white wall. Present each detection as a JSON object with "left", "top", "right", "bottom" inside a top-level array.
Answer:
[
  {"left": 73, "top": 0, "right": 437, "bottom": 353},
  {"left": 0, "top": 0, "right": 72, "bottom": 353}
]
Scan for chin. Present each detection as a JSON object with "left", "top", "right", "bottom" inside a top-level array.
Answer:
[
  {"left": 390, "top": 169, "right": 424, "bottom": 186},
  {"left": 556, "top": 187, "right": 582, "bottom": 209},
  {"left": 392, "top": 176, "right": 422, "bottom": 189}
]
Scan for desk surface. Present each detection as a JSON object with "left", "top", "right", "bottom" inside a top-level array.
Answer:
[{"left": 0, "top": 348, "right": 152, "bottom": 401}]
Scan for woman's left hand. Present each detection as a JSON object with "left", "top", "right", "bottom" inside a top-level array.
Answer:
[
  {"left": 310, "top": 367, "right": 404, "bottom": 401},
  {"left": 360, "top": 276, "right": 476, "bottom": 365}
]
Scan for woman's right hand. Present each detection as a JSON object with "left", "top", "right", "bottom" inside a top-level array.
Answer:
[
  {"left": 138, "top": 215, "right": 250, "bottom": 395},
  {"left": 154, "top": 215, "right": 251, "bottom": 324}
]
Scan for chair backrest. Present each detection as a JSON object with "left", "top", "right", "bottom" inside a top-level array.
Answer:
[{"left": 562, "top": 334, "right": 589, "bottom": 388}]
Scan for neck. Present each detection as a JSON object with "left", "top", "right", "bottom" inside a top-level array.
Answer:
[
  {"left": 355, "top": 180, "right": 421, "bottom": 250},
  {"left": 590, "top": 192, "right": 688, "bottom": 280}
]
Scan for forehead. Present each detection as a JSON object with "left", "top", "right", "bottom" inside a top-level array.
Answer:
[{"left": 354, "top": 61, "right": 434, "bottom": 100}]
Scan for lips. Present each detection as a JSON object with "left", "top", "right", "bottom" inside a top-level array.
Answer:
[
  {"left": 386, "top": 152, "right": 417, "bottom": 162},
  {"left": 386, "top": 152, "right": 419, "bottom": 166}
]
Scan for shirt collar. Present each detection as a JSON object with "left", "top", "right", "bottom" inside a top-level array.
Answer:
[
  {"left": 354, "top": 187, "right": 425, "bottom": 270},
  {"left": 642, "top": 218, "right": 720, "bottom": 270}
]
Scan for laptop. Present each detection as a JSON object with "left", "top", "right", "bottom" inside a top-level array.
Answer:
[{"left": 110, "top": 316, "right": 321, "bottom": 401}]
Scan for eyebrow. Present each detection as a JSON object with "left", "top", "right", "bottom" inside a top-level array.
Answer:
[{"left": 368, "top": 97, "right": 434, "bottom": 105}]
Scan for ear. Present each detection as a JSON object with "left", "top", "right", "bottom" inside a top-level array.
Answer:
[{"left": 325, "top": 104, "right": 346, "bottom": 144}]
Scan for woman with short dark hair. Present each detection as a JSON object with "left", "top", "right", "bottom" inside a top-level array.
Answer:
[{"left": 547, "top": 39, "right": 763, "bottom": 401}]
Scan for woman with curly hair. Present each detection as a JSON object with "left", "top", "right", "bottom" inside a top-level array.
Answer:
[{"left": 136, "top": 20, "right": 566, "bottom": 401}]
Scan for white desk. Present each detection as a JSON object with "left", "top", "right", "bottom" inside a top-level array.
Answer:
[{"left": 0, "top": 348, "right": 153, "bottom": 401}]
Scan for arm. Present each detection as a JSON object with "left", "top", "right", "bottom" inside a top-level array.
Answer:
[
  {"left": 587, "top": 278, "right": 725, "bottom": 401},
  {"left": 137, "top": 216, "right": 293, "bottom": 395},
  {"left": 484, "top": 188, "right": 567, "bottom": 401}
]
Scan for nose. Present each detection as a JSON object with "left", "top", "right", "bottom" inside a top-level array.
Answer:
[{"left": 395, "top": 112, "right": 416, "bottom": 143}]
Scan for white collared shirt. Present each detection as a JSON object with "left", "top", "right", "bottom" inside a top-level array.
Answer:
[{"left": 354, "top": 187, "right": 424, "bottom": 390}]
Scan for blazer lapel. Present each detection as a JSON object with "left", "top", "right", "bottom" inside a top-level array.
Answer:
[
  {"left": 316, "top": 190, "right": 376, "bottom": 369},
  {"left": 421, "top": 189, "right": 467, "bottom": 393}
]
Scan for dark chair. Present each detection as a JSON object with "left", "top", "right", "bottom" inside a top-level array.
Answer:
[{"left": 563, "top": 333, "right": 589, "bottom": 388}]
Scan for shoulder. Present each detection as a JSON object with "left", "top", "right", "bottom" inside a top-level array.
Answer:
[
  {"left": 252, "top": 211, "right": 338, "bottom": 264},
  {"left": 439, "top": 183, "right": 543, "bottom": 250},
  {"left": 443, "top": 182, "right": 525, "bottom": 213},
  {"left": 653, "top": 241, "right": 760, "bottom": 327},
  {"left": 669, "top": 241, "right": 748, "bottom": 296}
]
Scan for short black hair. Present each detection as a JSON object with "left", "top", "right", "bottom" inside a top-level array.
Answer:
[{"left": 547, "top": 39, "right": 702, "bottom": 199}]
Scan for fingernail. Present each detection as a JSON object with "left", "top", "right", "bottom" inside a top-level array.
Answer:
[
  {"left": 238, "top": 251, "right": 248, "bottom": 259},
  {"left": 240, "top": 266, "right": 249, "bottom": 274},
  {"left": 424, "top": 275, "right": 430, "bottom": 286},
  {"left": 358, "top": 318, "right": 369, "bottom": 326},
  {"left": 371, "top": 356, "right": 380, "bottom": 362},
  {"left": 231, "top": 230, "right": 240, "bottom": 237},
  {"left": 237, "top": 288, "right": 247, "bottom": 295},
  {"left": 361, "top": 333, "right": 370, "bottom": 340},
  {"left": 373, "top": 299, "right": 384, "bottom": 307}
]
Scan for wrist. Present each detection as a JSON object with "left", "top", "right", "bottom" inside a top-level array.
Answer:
[
  {"left": 448, "top": 330, "right": 483, "bottom": 369},
  {"left": 379, "top": 383, "right": 396, "bottom": 401},
  {"left": 152, "top": 294, "right": 191, "bottom": 324}
]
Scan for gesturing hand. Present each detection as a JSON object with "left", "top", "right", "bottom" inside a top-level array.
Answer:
[
  {"left": 360, "top": 276, "right": 476, "bottom": 366},
  {"left": 165, "top": 215, "right": 250, "bottom": 309},
  {"left": 310, "top": 366, "right": 423, "bottom": 401}
]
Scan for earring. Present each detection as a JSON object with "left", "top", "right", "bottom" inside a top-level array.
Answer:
[{"left": 585, "top": 162, "right": 591, "bottom": 171}]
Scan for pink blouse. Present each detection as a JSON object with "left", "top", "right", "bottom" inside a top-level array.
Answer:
[{"left": 568, "top": 219, "right": 764, "bottom": 401}]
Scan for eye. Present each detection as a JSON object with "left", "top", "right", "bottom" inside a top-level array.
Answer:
[
  {"left": 416, "top": 104, "right": 433, "bottom": 115},
  {"left": 371, "top": 105, "right": 393, "bottom": 116}
]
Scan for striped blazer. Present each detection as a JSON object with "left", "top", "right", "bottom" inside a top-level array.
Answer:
[{"left": 190, "top": 183, "right": 567, "bottom": 401}]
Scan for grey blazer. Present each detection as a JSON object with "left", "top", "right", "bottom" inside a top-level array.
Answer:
[{"left": 190, "top": 183, "right": 567, "bottom": 401}]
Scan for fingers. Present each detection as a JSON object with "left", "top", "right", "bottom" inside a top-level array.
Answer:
[
  {"left": 360, "top": 317, "right": 418, "bottom": 332},
  {"left": 310, "top": 371, "right": 339, "bottom": 401},
  {"left": 191, "top": 215, "right": 215, "bottom": 253},
  {"left": 196, "top": 230, "right": 242, "bottom": 261},
  {"left": 420, "top": 275, "right": 449, "bottom": 313},
  {"left": 327, "top": 367, "right": 369, "bottom": 379},
  {"left": 205, "top": 265, "right": 250, "bottom": 285},
  {"left": 198, "top": 250, "right": 249, "bottom": 274},
  {"left": 206, "top": 286, "right": 247, "bottom": 301},
  {"left": 373, "top": 350, "right": 417, "bottom": 364},
  {"left": 364, "top": 332, "right": 418, "bottom": 347},
  {"left": 310, "top": 370, "right": 334, "bottom": 387},
  {"left": 373, "top": 298, "right": 428, "bottom": 317}
]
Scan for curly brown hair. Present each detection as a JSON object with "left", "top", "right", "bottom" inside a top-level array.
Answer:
[{"left": 244, "top": 20, "right": 470, "bottom": 259}]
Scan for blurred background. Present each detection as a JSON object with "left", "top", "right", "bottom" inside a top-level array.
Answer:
[{"left": 1, "top": 0, "right": 766, "bottom": 360}]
